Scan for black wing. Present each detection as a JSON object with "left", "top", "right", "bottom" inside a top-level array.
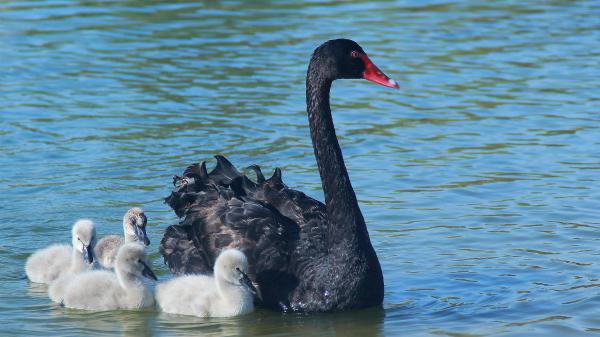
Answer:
[
  {"left": 244, "top": 166, "right": 329, "bottom": 273},
  {"left": 160, "top": 156, "right": 329, "bottom": 309}
]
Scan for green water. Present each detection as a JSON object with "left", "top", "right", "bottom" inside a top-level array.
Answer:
[{"left": 1, "top": 0, "right": 599, "bottom": 336}]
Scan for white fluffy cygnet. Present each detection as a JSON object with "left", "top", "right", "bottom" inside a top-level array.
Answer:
[
  {"left": 95, "top": 207, "right": 150, "bottom": 269},
  {"left": 156, "top": 249, "right": 256, "bottom": 318},
  {"left": 60, "top": 242, "right": 157, "bottom": 311},
  {"left": 25, "top": 219, "right": 96, "bottom": 284}
]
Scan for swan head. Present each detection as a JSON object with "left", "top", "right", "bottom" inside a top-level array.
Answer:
[
  {"left": 214, "top": 249, "right": 257, "bottom": 294},
  {"left": 311, "top": 39, "right": 399, "bottom": 89},
  {"left": 115, "top": 243, "right": 157, "bottom": 281},
  {"left": 71, "top": 219, "right": 96, "bottom": 264},
  {"left": 123, "top": 207, "right": 150, "bottom": 246}
]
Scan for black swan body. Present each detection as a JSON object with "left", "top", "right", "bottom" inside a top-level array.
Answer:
[{"left": 160, "top": 39, "right": 398, "bottom": 312}]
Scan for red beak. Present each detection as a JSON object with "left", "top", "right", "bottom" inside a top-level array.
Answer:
[{"left": 356, "top": 53, "right": 399, "bottom": 89}]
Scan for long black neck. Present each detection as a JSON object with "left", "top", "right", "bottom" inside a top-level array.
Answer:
[{"left": 306, "top": 59, "right": 370, "bottom": 249}]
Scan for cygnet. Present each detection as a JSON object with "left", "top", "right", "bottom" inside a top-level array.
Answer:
[
  {"left": 60, "top": 242, "right": 157, "bottom": 311},
  {"left": 95, "top": 207, "right": 150, "bottom": 269},
  {"left": 156, "top": 249, "right": 256, "bottom": 317},
  {"left": 25, "top": 219, "right": 96, "bottom": 284}
]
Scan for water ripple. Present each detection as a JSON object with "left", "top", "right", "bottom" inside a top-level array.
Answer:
[{"left": 1, "top": 0, "right": 600, "bottom": 336}]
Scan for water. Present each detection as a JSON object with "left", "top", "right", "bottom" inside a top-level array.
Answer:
[{"left": 1, "top": 0, "right": 599, "bottom": 335}]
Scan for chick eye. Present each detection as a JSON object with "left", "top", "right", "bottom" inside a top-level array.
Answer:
[
  {"left": 235, "top": 267, "right": 242, "bottom": 273},
  {"left": 351, "top": 50, "right": 360, "bottom": 58}
]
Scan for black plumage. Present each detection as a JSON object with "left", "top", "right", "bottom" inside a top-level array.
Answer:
[{"left": 160, "top": 39, "right": 397, "bottom": 312}]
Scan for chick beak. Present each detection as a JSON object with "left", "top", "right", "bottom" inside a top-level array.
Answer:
[
  {"left": 135, "top": 226, "right": 150, "bottom": 246},
  {"left": 240, "top": 271, "right": 257, "bottom": 295},
  {"left": 83, "top": 244, "right": 94, "bottom": 264},
  {"left": 141, "top": 261, "right": 157, "bottom": 281}
]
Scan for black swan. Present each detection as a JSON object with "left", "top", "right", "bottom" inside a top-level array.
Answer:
[{"left": 160, "top": 39, "right": 398, "bottom": 312}]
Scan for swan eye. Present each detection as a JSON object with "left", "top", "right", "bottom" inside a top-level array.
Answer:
[
  {"left": 235, "top": 267, "right": 242, "bottom": 273},
  {"left": 351, "top": 51, "right": 360, "bottom": 58}
]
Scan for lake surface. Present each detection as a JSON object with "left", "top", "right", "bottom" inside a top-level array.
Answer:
[{"left": 1, "top": 0, "right": 599, "bottom": 336}]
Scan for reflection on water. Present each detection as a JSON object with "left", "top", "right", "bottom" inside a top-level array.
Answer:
[
  {"left": 46, "top": 307, "right": 154, "bottom": 337},
  {"left": 1, "top": 0, "right": 600, "bottom": 336},
  {"left": 27, "top": 282, "right": 49, "bottom": 299},
  {"left": 156, "top": 308, "right": 384, "bottom": 337}
]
